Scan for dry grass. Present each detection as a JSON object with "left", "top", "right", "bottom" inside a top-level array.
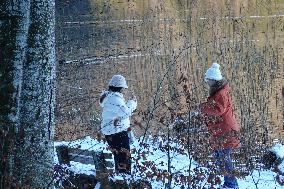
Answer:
[{"left": 55, "top": 0, "right": 284, "bottom": 142}]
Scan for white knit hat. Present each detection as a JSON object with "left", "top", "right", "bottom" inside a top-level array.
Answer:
[
  {"left": 205, "top": 63, "right": 223, "bottom": 81},
  {"left": 108, "top": 75, "right": 128, "bottom": 88}
]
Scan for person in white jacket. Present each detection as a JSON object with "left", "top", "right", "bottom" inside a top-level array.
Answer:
[{"left": 100, "top": 75, "right": 137, "bottom": 174}]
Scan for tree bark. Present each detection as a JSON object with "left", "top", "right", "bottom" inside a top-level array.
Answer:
[
  {"left": 0, "top": 0, "right": 56, "bottom": 188},
  {"left": 0, "top": 1, "right": 29, "bottom": 188}
]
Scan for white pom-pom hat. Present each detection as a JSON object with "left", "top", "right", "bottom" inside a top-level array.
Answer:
[
  {"left": 108, "top": 75, "right": 128, "bottom": 88},
  {"left": 205, "top": 63, "right": 223, "bottom": 81}
]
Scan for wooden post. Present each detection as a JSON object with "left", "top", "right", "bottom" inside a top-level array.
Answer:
[
  {"left": 93, "top": 150, "right": 117, "bottom": 189},
  {"left": 56, "top": 145, "right": 70, "bottom": 165}
]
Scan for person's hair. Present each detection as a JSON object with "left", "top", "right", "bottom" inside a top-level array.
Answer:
[
  {"left": 209, "top": 79, "right": 227, "bottom": 96},
  {"left": 108, "top": 86, "right": 123, "bottom": 93}
]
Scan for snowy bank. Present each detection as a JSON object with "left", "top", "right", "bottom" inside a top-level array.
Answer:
[{"left": 54, "top": 136, "right": 284, "bottom": 189}]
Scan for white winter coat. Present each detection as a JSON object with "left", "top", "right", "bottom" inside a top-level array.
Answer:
[{"left": 100, "top": 91, "right": 137, "bottom": 135}]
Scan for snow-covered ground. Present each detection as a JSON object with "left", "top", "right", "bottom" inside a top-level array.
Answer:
[{"left": 54, "top": 136, "right": 284, "bottom": 189}]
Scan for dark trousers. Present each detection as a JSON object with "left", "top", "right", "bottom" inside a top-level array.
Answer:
[
  {"left": 105, "top": 131, "right": 131, "bottom": 174},
  {"left": 214, "top": 148, "right": 239, "bottom": 188}
]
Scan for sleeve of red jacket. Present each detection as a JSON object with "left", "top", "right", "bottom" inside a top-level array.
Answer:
[{"left": 200, "top": 93, "right": 228, "bottom": 116}]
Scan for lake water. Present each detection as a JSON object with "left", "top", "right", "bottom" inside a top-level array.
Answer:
[{"left": 55, "top": 0, "right": 284, "bottom": 142}]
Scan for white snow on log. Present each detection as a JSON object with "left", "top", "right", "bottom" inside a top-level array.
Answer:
[
  {"left": 54, "top": 136, "right": 111, "bottom": 176},
  {"left": 271, "top": 143, "right": 284, "bottom": 159},
  {"left": 54, "top": 136, "right": 109, "bottom": 152},
  {"left": 68, "top": 161, "right": 96, "bottom": 176},
  {"left": 279, "top": 161, "right": 284, "bottom": 173},
  {"left": 94, "top": 182, "right": 101, "bottom": 189}
]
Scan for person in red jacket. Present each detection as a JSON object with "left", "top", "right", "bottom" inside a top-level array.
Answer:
[{"left": 199, "top": 63, "right": 240, "bottom": 189}]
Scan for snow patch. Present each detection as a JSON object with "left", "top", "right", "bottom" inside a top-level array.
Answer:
[
  {"left": 54, "top": 136, "right": 109, "bottom": 152},
  {"left": 94, "top": 182, "right": 101, "bottom": 189},
  {"left": 54, "top": 136, "right": 284, "bottom": 188},
  {"left": 68, "top": 161, "right": 96, "bottom": 176},
  {"left": 271, "top": 143, "right": 284, "bottom": 159},
  {"left": 279, "top": 161, "right": 284, "bottom": 173}
]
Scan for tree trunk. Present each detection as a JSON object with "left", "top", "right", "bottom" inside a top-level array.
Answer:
[
  {"left": 0, "top": 0, "right": 56, "bottom": 188},
  {"left": 0, "top": 1, "right": 29, "bottom": 188}
]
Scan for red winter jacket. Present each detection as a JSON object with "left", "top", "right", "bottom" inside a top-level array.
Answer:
[{"left": 200, "top": 84, "right": 240, "bottom": 150}]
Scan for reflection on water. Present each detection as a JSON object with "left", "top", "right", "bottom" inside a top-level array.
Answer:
[{"left": 55, "top": 0, "right": 283, "bottom": 141}]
